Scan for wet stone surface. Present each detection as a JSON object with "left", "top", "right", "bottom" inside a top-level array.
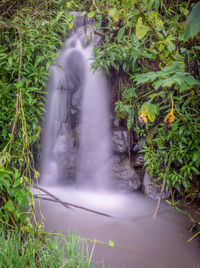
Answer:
[
  {"left": 112, "top": 130, "right": 129, "bottom": 154},
  {"left": 112, "top": 156, "right": 141, "bottom": 192},
  {"left": 143, "top": 171, "right": 170, "bottom": 200}
]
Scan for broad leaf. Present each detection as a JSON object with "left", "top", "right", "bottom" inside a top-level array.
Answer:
[
  {"left": 108, "top": 8, "right": 120, "bottom": 22},
  {"left": 117, "top": 26, "right": 125, "bottom": 42},
  {"left": 136, "top": 17, "right": 150, "bottom": 40},
  {"left": 139, "top": 102, "right": 158, "bottom": 123},
  {"left": 88, "top": 12, "right": 96, "bottom": 19},
  {"left": 184, "top": 2, "right": 200, "bottom": 41},
  {"left": 4, "top": 200, "right": 15, "bottom": 212}
]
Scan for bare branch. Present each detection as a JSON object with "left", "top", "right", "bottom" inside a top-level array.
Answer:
[{"left": 33, "top": 184, "right": 114, "bottom": 218}]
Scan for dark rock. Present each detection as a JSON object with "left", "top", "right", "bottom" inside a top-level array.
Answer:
[
  {"left": 132, "top": 137, "right": 146, "bottom": 152},
  {"left": 113, "top": 118, "right": 119, "bottom": 128},
  {"left": 112, "top": 156, "right": 141, "bottom": 192},
  {"left": 142, "top": 171, "right": 170, "bottom": 200},
  {"left": 112, "top": 130, "right": 128, "bottom": 154},
  {"left": 134, "top": 153, "right": 145, "bottom": 167},
  {"left": 71, "top": 88, "right": 81, "bottom": 109},
  {"left": 65, "top": 50, "right": 85, "bottom": 90},
  {"left": 52, "top": 134, "right": 77, "bottom": 182}
]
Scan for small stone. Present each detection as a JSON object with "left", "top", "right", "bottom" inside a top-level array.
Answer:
[
  {"left": 134, "top": 153, "right": 145, "bottom": 167},
  {"left": 113, "top": 118, "right": 119, "bottom": 127}
]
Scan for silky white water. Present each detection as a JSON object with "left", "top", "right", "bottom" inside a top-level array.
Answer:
[
  {"left": 78, "top": 49, "right": 111, "bottom": 189},
  {"left": 40, "top": 25, "right": 111, "bottom": 188},
  {"left": 38, "top": 22, "right": 200, "bottom": 268},
  {"left": 35, "top": 186, "right": 200, "bottom": 268}
]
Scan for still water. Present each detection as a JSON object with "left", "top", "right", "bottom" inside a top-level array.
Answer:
[{"left": 35, "top": 186, "right": 200, "bottom": 268}]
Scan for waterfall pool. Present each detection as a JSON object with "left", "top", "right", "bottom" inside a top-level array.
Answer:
[{"left": 35, "top": 186, "right": 200, "bottom": 268}]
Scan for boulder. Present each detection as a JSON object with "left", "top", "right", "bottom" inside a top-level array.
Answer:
[
  {"left": 143, "top": 171, "right": 170, "bottom": 200},
  {"left": 112, "top": 130, "right": 128, "bottom": 154},
  {"left": 112, "top": 156, "right": 141, "bottom": 192}
]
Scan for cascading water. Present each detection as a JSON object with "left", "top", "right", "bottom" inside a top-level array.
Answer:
[
  {"left": 78, "top": 51, "right": 111, "bottom": 189},
  {"left": 40, "top": 23, "right": 111, "bottom": 188},
  {"left": 37, "top": 17, "right": 200, "bottom": 268}
]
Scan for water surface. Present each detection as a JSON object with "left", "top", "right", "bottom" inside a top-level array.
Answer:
[{"left": 35, "top": 186, "right": 200, "bottom": 268}]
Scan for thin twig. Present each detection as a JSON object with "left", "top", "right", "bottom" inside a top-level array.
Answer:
[
  {"left": 33, "top": 184, "right": 114, "bottom": 218},
  {"left": 33, "top": 185, "right": 70, "bottom": 210}
]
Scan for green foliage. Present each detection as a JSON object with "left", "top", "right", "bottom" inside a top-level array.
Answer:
[
  {"left": 90, "top": 0, "right": 200, "bottom": 198},
  {"left": 133, "top": 62, "right": 199, "bottom": 91},
  {"left": 0, "top": 168, "right": 32, "bottom": 225},
  {"left": 184, "top": 1, "right": 200, "bottom": 41},
  {"left": 0, "top": 225, "right": 94, "bottom": 267},
  {"left": 0, "top": 0, "right": 77, "bottom": 227}
]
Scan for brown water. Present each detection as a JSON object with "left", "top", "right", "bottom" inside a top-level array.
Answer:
[{"left": 35, "top": 186, "right": 200, "bottom": 268}]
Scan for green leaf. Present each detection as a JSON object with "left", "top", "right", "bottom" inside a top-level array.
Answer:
[
  {"left": 136, "top": 17, "right": 150, "bottom": 40},
  {"left": 117, "top": 26, "right": 125, "bottom": 42},
  {"left": 148, "top": 103, "right": 158, "bottom": 122},
  {"left": 56, "top": 11, "right": 64, "bottom": 22},
  {"left": 193, "top": 151, "right": 200, "bottom": 162},
  {"left": 184, "top": 2, "right": 200, "bottom": 41},
  {"left": 4, "top": 200, "right": 15, "bottom": 212},
  {"left": 191, "top": 166, "right": 199, "bottom": 174},
  {"left": 184, "top": 75, "right": 199, "bottom": 86},
  {"left": 139, "top": 102, "right": 158, "bottom": 123},
  {"left": 108, "top": 240, "right": 115, "bottom": 247},
  {"left": 155, "top": 0, "right": 160, "bottom": 12},
  {"left": 88, "top": 12, "right": 96, "bottom": 19},
  {"left": 134, "top": 72, "right": 157, "bottom": 84},
  {"left": 108, "top": 8, "right": 120, "bottom": 22},
  {"left": 65, "top": 13, "right": 72, "bottom": 24},
  {"left": 0, "top": 177, "right": 10, "bottom": 190},
  {"left": 122, "top": 0, "right": 136, "bottom": 9}
]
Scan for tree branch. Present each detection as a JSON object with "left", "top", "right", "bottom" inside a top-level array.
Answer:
[{"left": 33, "top": 184, "right": 114, "bottom": 218}]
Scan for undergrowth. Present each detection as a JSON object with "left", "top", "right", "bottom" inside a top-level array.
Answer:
[{"left": 0, "top": 224, "right": 96, "bottom": 268}]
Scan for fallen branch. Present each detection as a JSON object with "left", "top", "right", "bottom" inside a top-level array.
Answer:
[
  {"left": 33, "top": 184, "right": 114, "bottom": 218},
  {"left": 33, "top": 184, "right": 70, "bottom": 210}
]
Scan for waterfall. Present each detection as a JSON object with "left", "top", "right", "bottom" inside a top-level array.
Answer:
[
  {"left": 40, "top": 24, "right": 112, "bottom": 189},
  {"left": 78, "top": 48, "right": 111, "bottom": 189}
]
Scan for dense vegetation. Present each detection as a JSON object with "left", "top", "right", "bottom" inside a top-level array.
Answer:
[
  {"left": 0, "top": 0, "right": 95, "bottom": 265},
  {"left": 0, "top": 0, "right": 199, "bottom": 254},
  {"left": 89, "top": 0, "right": 200, "bottom": 236}
]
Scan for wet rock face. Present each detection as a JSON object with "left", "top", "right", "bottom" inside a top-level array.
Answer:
[
  {"left": 110, "top": 117, "right": 142, "bottom": 192},
  {"left": 143, "top": 171, "right": 170, "bottom": 200},
  {"left": 133, "top": 153, "right": 145, "bottom": 167},
  {"left": 52, "top": 134, "right": 77, "bottom": 182},
  {"left": 112, "top": 156, "right": 141, "bottom": 192},
  {"left": 112, "top": 130, "right": 129, "bottom": 154},
  {"left": 65, "top": 50, "right": 85, "bottom": 91}
]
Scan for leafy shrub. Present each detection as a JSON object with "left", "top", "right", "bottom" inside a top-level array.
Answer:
[
  {"left": 0, "top": 0, "right": 76, "bottom": 226},
  {"left": 89, "top": 0, "right": 200, "bottom": 198}
]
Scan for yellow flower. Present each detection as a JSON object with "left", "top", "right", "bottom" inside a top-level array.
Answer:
[{"left": 164, "top": 96, "right": 175, "bottom": 128}]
